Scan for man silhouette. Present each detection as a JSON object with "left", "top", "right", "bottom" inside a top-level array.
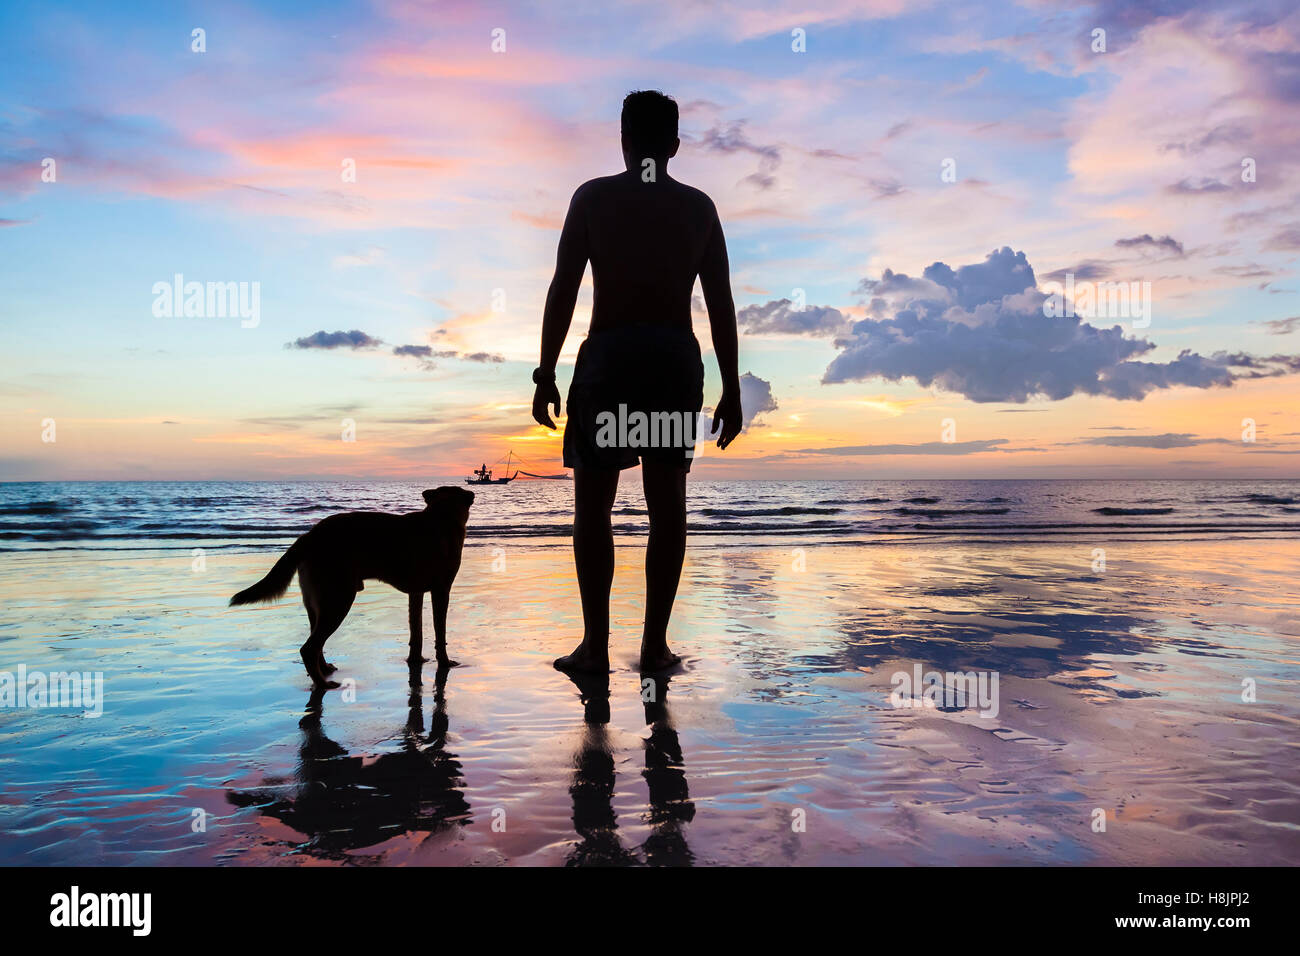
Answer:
[{"left": 533, "top": 90, "right": 742, "bottom": 673}]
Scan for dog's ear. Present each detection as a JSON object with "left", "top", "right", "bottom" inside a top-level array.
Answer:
[{"left": 423, "top": 487, "right": 474, "bottom": 510}]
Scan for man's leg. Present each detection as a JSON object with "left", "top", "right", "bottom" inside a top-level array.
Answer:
[
  {"left": 640, "top": 459, "right": 687, "bottom": 670},
  {"left": 555, "top": 463, "right": 620, "bottom": 672}
]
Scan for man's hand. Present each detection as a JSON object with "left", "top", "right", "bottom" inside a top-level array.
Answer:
[
  {"left": 532, "top": 380, "right": 562, "bottom": 430},
  {"left": 711, "top": 388, "right": 743, "bottom": 450}
]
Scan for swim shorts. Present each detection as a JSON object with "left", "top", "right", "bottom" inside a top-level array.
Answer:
[{"left": 563, "top": 323, "right": 706, "bottom": 472}]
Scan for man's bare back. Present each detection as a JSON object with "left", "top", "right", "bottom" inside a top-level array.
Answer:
[{"left": 567, "top": 171, "right": 725, "bottom": 333}]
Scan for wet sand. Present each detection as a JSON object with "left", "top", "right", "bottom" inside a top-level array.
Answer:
[{"left": 1, "top": 537, "right": 1297, "bottom": 865}]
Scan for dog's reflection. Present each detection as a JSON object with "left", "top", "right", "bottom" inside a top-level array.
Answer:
[
  {"left": 228, "top": 664, "right": 470, "bottom": 856},
  {"left": 563, "top": 671, "right": 695, "bottom": 866}
]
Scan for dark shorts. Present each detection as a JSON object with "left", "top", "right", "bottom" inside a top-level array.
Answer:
[{"left": 563, "top": 323, "right": 706, "bottom": 472}]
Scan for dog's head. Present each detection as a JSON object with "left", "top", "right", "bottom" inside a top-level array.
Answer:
[{"left": 422, "top": 486, "right": 475, "bottom": 517}]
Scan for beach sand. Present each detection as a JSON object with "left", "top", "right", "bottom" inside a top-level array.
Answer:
[{"left": 1, "top": 536, "right": 1297, "bottom": 865}]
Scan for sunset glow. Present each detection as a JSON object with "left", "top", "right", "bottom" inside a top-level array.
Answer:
[{"left": 3, "top": 0, "right": 1298, "bottom": 480}]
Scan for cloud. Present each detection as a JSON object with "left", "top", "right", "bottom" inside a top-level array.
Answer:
[
  {"left": 1267, "top": 226, "right": 1300, "bottom": 251},
  {"left": 698, "top": 121, "right": 781, "bottom": 190},
  {"left": 287, "top": 329, "right": 384, "bottom": 350},
  {"left": 1039, "top": 261, "right": 1114, "bottom": 282},
  {"left": 1216, "top": 264, "right": 1275, "bottom": 279},
  {"left": 241, "top": 404, "right": 363, "bottom": 429},
  {"left": 391, "top": 344, "right": 505, "bottom": 367},
  {"left": 737, "top": 299, "right": 847, "bottom": 336},
  {"left": 1115, "top": 233, "right": 1185, "bottom": 256},
  {"left": 797, "top": 439, "right": 1012, "bottom": 456},
  {"left": 1078, "top": 0, "right": 1205, "bottom": 36},
  {"left": 332, "top": 247, "right": 386, "bottom": 268},
  {"left": 637, "top": 0, "right": 916, "bottom": 42},
  {"left": 821, "top": 247, "right": 1300, "bottom": 402},
  {"left": 1259, "top": 316, "right": 1300, "bottom": 335},
  {"left": 1159, "top": 121, "right": 1253, "bottom": 156},
  {"left": 943, "top": 66, "right": 989, "bottom": 95},
  {"left": 738, "top": 372, "right": 777, "bottom": 431},
  {"left": 1075, "top": 433, "right": 1233, "bottom": 449},
  {"left": 1165, "top": 177, "right": 1232, "bottom": 195}
]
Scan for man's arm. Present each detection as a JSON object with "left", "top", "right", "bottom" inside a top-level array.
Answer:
[
  {"left": 698, "top": 202, "right": 742, "bottom": 450},
  {"left": 533, "top": 188, "right": 590, "bottom": 429}
]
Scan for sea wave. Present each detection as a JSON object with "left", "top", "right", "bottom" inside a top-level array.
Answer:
[
  {"left": 697, "top": 506, "right": 843, "bottom": 517},
  {"left": 816, "top": 497, "right": 891, "bottom": 505},
  {"left": 0, "top": 502, "right": 70, "bottom": 516},
  {"left": 3, "top": 480, "right": 1299, "bottom": 550},
  {"left": 1237, "top": 494, "right": 1296, "bottom": 505}
]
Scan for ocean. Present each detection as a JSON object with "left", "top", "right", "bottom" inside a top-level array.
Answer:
[{"left": 3, "top": 478, "right": 1299, "bottom": 549}]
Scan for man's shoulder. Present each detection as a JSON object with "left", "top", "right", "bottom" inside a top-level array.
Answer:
[
  {"left": 572, "top": 174, "right": 624, "bottom": 200},
  {"left": 668, "top": 179, "right": 719, "bottom": 218},
  {"left": 671, "top": 179, "right": 713, "bottom": 201}
]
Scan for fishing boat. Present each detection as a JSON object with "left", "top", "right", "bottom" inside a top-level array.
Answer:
[
  {"left": 466, "top": 451, "right": 519, "bottom": 484},
  {"left": 465, "top": 450, "right": 569, "bottom": 484}
]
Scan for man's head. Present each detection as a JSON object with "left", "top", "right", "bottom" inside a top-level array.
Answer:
[{"left": 621, "top": 90, "right": 679, "bottom": 166}]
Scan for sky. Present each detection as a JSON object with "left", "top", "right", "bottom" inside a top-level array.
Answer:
[{"left": 2, "top": 0, "right": 1299, "bottom": 481}]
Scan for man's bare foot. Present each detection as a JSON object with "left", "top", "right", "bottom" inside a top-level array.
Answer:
[
  {"left": 638, "top": 645, "right": 681, "bottom": 672},
  {"left": 436, "top": 656, "right": 460, "bottom": 670},
  {"left": 554, "top": 641, "right": 610, "bottom": 673},
  {"left": 319, "top": 658, "right": 337, "bottom": 674}
]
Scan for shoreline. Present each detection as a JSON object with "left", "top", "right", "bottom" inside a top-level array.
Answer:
[{"left": 1, "top": 536, "right": 1296, "bottom": 865}]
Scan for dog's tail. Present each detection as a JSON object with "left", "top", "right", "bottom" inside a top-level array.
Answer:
[{"left": 229, "top": 538, "right": 306, "bottom": 606}]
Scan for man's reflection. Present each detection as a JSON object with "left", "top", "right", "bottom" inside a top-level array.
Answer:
[
  {"left": 640, "top": 673, "right": 695, "bottom": 865},
  {"left": 561, "top": 671, "right": 694, "bottom": 866}
]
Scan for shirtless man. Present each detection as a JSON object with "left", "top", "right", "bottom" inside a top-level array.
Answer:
[{"left": 532, "top": 90, "right": 743, "bottom": 674}]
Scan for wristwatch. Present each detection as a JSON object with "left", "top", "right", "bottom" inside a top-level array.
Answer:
[{"left": 532, "top": 366, "right": 556, "bottom": 385}]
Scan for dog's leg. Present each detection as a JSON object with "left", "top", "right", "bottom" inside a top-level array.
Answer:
[
  {"left": 304, "top": 599, "right": 337, "bottom": 675},
  {"left": 299, "top": 588, "right": 355, "bottom": 689},
  {"left": 299, "top": 566, "right": 336, "bottom": 675},
  {"left": 407, "top": 590, "right": 425, "bottom": 664},
  {"left": 431, "top": 581, "right": 457, "bottom": 669}
]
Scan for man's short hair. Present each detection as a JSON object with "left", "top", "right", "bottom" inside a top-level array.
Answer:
[{"left": 621, "top": 90, "right": 678, "bottom": 157}]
